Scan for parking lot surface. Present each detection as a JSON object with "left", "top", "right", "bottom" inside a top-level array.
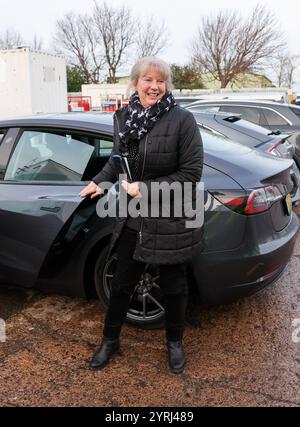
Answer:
[{"left": 0, "top": 209, "right": 300, "bottom": 407}]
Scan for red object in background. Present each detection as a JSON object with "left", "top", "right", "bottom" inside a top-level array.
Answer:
[
  {"left": 68, "top": 96, "right": 91, "bottom": 112},
  {"left": 101, "top": 99, "right": 118, "bottom": 112},
  {"left": 78, "top": 100, "right": 90, "bottom": 111}
]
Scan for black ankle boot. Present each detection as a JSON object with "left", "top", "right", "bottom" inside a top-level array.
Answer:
[
  {"left": 167, "top": 341, "right": 186, "bottom": 374},
  {"left": 90, "top": 337, "right": 120, "bottom": 370}
]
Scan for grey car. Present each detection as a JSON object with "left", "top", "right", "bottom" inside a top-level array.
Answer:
[
  {"left": 190, "top": 111, "right": 300, "bottom": 203},
  {"left": 174, "top": 97, "right": 203, "bottom": 107},
  {"left": 186, "top": 100, "right": 300, "bottom": 168},
  {"left": 0, "top": 113, "right": 298, "bottom": 327}
]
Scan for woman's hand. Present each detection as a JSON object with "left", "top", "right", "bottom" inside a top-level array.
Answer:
[
  {"left": 80, "top": 181, "right": 104, "bottom": 199},
  {"left": 121, "top": 180, "right": 141, "bottom": 198}
]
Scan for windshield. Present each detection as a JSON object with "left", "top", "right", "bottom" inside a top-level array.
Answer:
[
  {"left": 199, "top": 127, "right": 252, "bottom": 155},
  {"left": 230, "top": 118, "right": 271, "bottom": 136}
]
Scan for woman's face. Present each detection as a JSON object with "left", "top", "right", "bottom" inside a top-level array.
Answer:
[{"left": 135, "top": 67, "right": 167, "bottom": 108}]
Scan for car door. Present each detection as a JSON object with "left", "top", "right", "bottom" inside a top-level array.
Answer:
[{"left": 0, "top": 126, "right": 113, "bottom": 287}]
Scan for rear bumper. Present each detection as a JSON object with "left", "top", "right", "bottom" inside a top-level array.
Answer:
[{"left": 192, "top": 211, "right": 299, "bottom": 304}]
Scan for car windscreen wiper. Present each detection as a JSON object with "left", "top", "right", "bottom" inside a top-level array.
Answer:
[{"left": 268, "top": 130, "right": 281, "bottom": 135}]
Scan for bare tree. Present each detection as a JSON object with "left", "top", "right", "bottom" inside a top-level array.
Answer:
[
  {"left": 273, "top": 54, "right": 288, "bottom": 87},
  {"left": 135, "top": 19, "right": 168, "bottom": 59},
  {"left": 93, "top": 1, "right": 134, "bottom": 83},
  {"left": 285, "top": 56, "right": 300, "bottom": 88},
  {"left": 30, "top": 34, "right": 43, "bottom": 51},
  {"left": 54, "top": 12, "right": 105, "bottom": 83},
  {"left": 191, "top": 5, "right": 286, "bottom": 88},
  {"left": 272, "top": 54, "right": 299, "bottom": 87},
  {"left": 0, "top": 29, "right": 24, "bottom": 49}
]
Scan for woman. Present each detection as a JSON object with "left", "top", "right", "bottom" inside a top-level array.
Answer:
[{"left": 80, "top": 57, "right": 203, "bottom": 374}]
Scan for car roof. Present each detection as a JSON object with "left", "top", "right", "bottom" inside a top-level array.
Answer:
[
  {"left": 0, "top": 112, "right": 114, "bottom": 133},
  {"left": 175, "top": 96, "right": 202, "bottom": 101},
  {"left": 187, "top": 99, "right": 294, "bottom": 108},
  {"left": 0, "top": 109, "right": 244, "bottom": 133},
  {"left": 193, "top": 111, "right": 241, "bottom": 119}
]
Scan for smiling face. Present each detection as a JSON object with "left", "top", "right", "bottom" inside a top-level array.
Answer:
[{"left": 135, "top": 66, "right": 167, "bottom": 109}]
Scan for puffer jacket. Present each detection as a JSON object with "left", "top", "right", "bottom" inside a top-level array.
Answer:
[{"left": 93, "top": 105, "right": 204, "bottom": 265}]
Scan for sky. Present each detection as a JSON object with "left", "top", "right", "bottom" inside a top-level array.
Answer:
[{"left": 1, "top": 0, "right": 300, "bottom": 87}]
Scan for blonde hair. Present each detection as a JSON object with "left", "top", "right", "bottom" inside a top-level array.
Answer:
[{"left": 128, "top": 57, "right": 173, "bottom": 94}]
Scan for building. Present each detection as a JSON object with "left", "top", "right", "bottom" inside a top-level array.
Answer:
[
  {"left": 0, "top": 48, "right": 67, "bottom": 119},
  {"left": 81, "top": 83, "right": 129, "bottom": 110},
  {"left": 201, "top": 72, "right": 273, "bottom": 90}
]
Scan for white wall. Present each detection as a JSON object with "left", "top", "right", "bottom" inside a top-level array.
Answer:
[
  {"left": 29, "top": 51, "right": 67, "bottom": 115},
  {"left": 0, "top": 49, "right": 32, "bottom": 118},
  {"left": 0, "top": 48, "right": 67, "bottom": 119}
]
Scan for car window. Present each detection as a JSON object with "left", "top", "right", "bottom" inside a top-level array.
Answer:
[
  {"left": 200, "top": 128, "right": 251, "bottom": 155},
  {"left": 289, "top": 107, "right": 300, "bottom": 118},
  {"left": 99, "top": 139, "right": 113, "bottom": 157},
  {"left": 219, "top": 106, "right": 264, "bottom": 125},
  {"left": 262, "top": 109, "right": 289, "bottom": 126},
  {"left": 197, "top": 124, "right": 226, "bottom": 138},
  {"left": 230, "top": 118, "right": 271, "bottom": 136},
  {"left": 4, "top": 130, "right": 113, "bottom": 182}
]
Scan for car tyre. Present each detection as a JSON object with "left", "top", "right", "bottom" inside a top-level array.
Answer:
[{"left": 94, "top": 245, "right": 165, "bottom": 328}]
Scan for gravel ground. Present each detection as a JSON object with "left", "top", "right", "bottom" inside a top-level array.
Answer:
[{"left": 0, "top": 209, "right": 299, "bottom": 407}]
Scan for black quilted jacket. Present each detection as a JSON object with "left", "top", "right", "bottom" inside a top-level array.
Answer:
[{"left": 93, "top": 105, "right": 204, "bottom": 265}]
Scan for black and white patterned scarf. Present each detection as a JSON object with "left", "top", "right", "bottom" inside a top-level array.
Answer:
[{"left": 118, "top": 91, "right": 177, "bottom": 157}]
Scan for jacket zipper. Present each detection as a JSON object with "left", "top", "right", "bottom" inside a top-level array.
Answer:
[
  {"left": 115, "top": 114, "right": 121, "bottom": 142},
  {"left": 116, "top": 110, "right": 147, "bottom": 246},
  {"left": 139, "top": 222, "right": 143, "bottom": 245},
  {"left": 141, "top": 135, "right": 148, "bottom": 179},
  {"left": 139, "top": 135, "right": 148, "bottom": 245}
]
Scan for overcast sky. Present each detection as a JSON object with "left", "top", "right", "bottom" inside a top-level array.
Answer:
[{"left": 1, "top": 0, "right": 300, "bottom": 86}]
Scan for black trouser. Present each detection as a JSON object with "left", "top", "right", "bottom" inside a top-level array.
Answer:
[{"left": 103, "top": 227, "right": 189, "bottom": 341}]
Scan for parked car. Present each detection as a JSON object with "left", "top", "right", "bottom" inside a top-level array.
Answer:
[
  {"left": 174, "top": 96, "right": 203, "bottom": 107},
  {"left": 186, "top": 91, "right": 290, "bottom": 103},
  {"left": 191, "top": 111, "right": 300, "bottom": 203},
  {"left": 186, "top": 100, "right": 300, "bottom": 167},
  {"left": 0, "top": 113, "right": 298, "bottom": 327}
]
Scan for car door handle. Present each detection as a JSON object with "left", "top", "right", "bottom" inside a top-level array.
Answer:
[{"left": 40, "top": 206, "right": 61, "bottom": 213}]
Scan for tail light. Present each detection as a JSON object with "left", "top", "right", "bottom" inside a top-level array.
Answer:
[
  {"left": 266, "top": 140, "right": 283, "bottom": 156},
  {"left": 211, "top": 185, "right": 284, "bottom": 215},
  {"left": 244, "top": 186, "right": 282, "bottom": 214}
]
